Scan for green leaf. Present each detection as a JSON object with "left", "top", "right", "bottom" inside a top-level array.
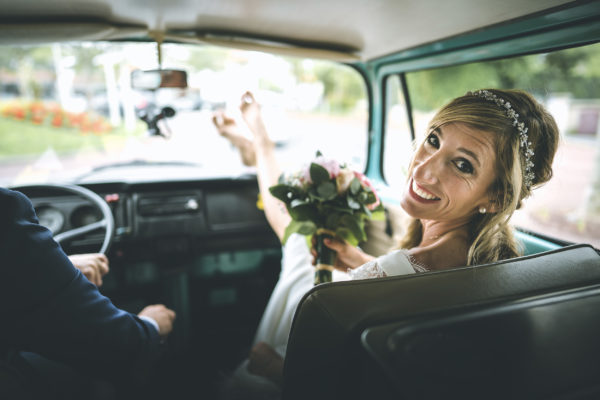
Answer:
[
  {"left": 360, "top": 203, "right": 372, "bottom": 218},
  {"left": 269, "top": 184, "right": 293, "bottom": 202},
  {"left": 341, "top": 214, "right": 366, "bottom": 242},
  {"left": 310, "top": 163, "right": 330, "bottom": 185},
  {"left": 350, "top": 178, "right": 361, "bottom": 195},
  {"left": 356, "top": 192, "right": 367, "bottom": 204},
  {"left": 335, "top": 227, "right": 359, "bottom": 246},
  {"left": 347, "top": 196, "right": 361, "bottom": 210},
  {"left": 289, "top": 204, "right": 318, "bottom": 221},
  {"left": 282, "top": 221, "right": 300, "bottom": 244},
  {"left": 325, "top": 213, "right": 341, "bottom": 230},
  {"left": 282, "top": 220, "right": 316, "bottom": 244},
  {"left": 365, "top": 192, "right": 376, "bottom": 204},
  {"left": 323, "top": 204, "right": 353, "bottom": 215},
  {"left": 317, "top": 182, "right": 336, "bottom": 200},
  {"left": 290, "top": 198, "right": 307, "bottom": 208},
  {"left": 297, "top": 220, "right": 317, "bottom": 235}
]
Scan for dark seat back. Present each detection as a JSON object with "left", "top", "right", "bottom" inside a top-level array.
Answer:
[
  {"left": 362, "top": 284, "right": 600, "bottom": 399},
  {"left": 282, "top": 244, "right": 600, "bottom": 400}
]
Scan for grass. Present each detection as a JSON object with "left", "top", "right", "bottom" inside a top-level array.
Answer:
[{"left": 0, "top": 117, "right": 144, "bottom": 158}]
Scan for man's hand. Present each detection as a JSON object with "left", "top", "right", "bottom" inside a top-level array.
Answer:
[
  {"left": 68, "top": 253, "right": 109, "bottom": 286},
  {"left": 139, "top": 305, "right": 176, "bottom": 338},
  {"left": 311, "top": 237, "right": 375, "bottom": 271}
]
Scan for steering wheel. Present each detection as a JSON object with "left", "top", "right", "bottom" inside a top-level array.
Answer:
[{"left": 11, "top": 184, "right": 115, "bottom": 254}]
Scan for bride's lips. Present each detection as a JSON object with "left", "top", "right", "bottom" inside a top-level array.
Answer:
[{"left": 408, "top": 178, "right": 441, "bottom": 203}]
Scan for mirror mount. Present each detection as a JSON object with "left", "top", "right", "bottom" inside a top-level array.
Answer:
[
  {"left": 131, "top": 31, "right": 188, "bottom": 91},
  {"left": 137, "top": 105, "right": 176, "bottom": 139}
]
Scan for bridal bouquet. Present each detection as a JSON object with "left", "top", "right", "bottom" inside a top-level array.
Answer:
[{"left": 269, "top": 152, "right": 384, "bottom": 284}]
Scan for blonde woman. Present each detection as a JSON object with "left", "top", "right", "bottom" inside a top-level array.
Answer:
[{"left": 214, "top": 89, "right": 560, "bottom": 395}]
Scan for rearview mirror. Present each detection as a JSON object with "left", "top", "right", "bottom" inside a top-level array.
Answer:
[{"left": 131, "top": 69, "right": 188, "bottom": 90}]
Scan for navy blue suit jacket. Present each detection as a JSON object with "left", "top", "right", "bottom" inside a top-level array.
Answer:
[{"left": 0, "top": 187, "right": 162, "bottom": 384}]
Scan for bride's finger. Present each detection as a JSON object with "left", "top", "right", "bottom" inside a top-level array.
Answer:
[
  {"left": 212, "top": 111, "right": 225, "bottom": 127},
  {"left": 241, "top": 91, "right": 255, "bottom": 104}
]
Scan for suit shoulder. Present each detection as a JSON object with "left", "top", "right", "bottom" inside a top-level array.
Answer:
[
  {"left": 0, "top": 187, "right": 39, "bottom": 242},
  {"left": 0, "top": 187, "right": 35, "bottom": 216}
]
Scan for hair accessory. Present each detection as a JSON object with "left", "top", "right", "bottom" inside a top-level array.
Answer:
[
  {"left": 479, "top": 206, "right": 487, "bottom": 214},
  {"left": 467, "top": 90, "right": 535, "bottom": 189}
]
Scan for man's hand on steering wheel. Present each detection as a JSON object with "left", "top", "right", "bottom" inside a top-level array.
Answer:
[{"left": 68, "top": 253, "right": 110, "bottom": 286}]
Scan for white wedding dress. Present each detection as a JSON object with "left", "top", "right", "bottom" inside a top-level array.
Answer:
[{"left": 221, "top": 233, "right": 425, "bottom": 399}]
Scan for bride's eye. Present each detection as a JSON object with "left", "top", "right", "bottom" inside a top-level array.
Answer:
[
  {"left": 454, "top": 159, "right": 474, "bottom": 174},
  {"left": 426, "top": 133, "right": 439, "bottom": 148}
]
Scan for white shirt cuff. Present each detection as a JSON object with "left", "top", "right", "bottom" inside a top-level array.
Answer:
[{"left": 139, "top": 315, "right": 160, "bottom": 334}]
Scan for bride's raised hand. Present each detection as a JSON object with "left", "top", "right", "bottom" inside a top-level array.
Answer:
[
  {"left": 212, "top": 109, "right": 257, "bottom": 166},
  {"left": 239, "top": 91, "right": 271, "bottom": 146},
  {"left": 311, "top": 236, "right": 375, "bottom": 272}
]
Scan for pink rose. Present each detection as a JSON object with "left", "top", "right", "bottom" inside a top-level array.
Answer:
[
  {"left": 354, "top": 172, "right": 381, "bottom": 210},
  {"left": 302, "top": 156, "right": 341, "bottom": 183}
]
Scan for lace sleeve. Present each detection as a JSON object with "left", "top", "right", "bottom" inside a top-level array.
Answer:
[
  {"left": 348, "top": 259, "right": 387, "bottom": 279},
  {"left": 349, "top": 249, "right": 422, "bottom": 280}
]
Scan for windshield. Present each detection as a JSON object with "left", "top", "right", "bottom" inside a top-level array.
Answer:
[{"left": 0, "top": 42, "right": 368, "bottom": 185}]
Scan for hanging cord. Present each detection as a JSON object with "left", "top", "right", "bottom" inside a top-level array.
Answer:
[{"left": 148, "top": 30, "right": 165, "bottom": 69}]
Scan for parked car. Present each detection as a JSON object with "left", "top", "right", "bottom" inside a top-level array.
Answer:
[{"left": 1, "top": 0, "right": 599, "bottom": 398}]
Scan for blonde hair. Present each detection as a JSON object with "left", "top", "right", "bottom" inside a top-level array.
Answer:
[{"left": 398, "top": 89, "right": 559, "bottom": 265}]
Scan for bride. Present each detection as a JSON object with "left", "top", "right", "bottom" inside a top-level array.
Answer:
[{"left": 213, "top": 89, "right": 559, "bottom": 397}]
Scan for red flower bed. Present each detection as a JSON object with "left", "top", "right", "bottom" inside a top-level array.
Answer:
[{"left": 0, "top": 101, "right": 113, "bottom": 134}]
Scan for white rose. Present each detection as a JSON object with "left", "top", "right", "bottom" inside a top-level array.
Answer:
[{"left": 336, "top": 168, "right": 355, "bottom": 195}]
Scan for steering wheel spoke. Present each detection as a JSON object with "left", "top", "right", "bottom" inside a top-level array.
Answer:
[{"left": 54, "top": 219, "right": 107, "bottom": 243}]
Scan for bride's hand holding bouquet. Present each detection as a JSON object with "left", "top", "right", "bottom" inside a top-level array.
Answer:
[{"left": 269, "top": 152, "right": 384, "bottom": 285}]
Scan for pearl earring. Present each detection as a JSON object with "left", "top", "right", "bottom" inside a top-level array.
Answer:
[{"left": 479, "top": 207, "right": 487, "bottom": 214}]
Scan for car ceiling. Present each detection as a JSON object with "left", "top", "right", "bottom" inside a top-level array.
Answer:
[{"left": 0, "top": 0, "right": 575, "bottom": 61}]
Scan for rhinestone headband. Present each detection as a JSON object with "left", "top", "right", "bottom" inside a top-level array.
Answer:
[{"left": 467, "top": 90, "right": 535, "bottom": 189}]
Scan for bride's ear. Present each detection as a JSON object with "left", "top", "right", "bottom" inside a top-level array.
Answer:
[
  {"left": 485, "top": 195, "right": 502, "bottom": 213},
  {"left": 485, "top": 202, "right": 500, "bottom": 214},
  {"left": 481, "top": 192, "right": 501, "bottom": 214}
]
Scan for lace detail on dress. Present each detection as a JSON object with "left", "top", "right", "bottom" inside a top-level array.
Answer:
[
  {"left": 348, "top": 259, "right": 386, "bottom": 279},
  {"left": 348, "top": 249, "right": 428, "bottom": 280}
]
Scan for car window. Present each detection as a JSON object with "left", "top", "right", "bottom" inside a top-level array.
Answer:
[
  {"left": 384, "top": 42, "right": 600, "bottom": 247},
  {"left": 0, "top": 42, "right": 368, "bottom": 185}
]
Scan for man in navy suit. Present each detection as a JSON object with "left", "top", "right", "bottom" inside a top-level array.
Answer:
[{"left": 0, "top": 187, "right": 176, "bottom": 396}]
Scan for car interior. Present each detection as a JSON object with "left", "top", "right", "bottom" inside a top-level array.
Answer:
[{"left": 1, "top": 0, "right": 599, "bottom": 399}]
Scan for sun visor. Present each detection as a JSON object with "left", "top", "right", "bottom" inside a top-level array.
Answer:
[
  {"left": 163, "top": 32, "right": 361, "bottom": 62},
  {"left": 0, "top": 23, "right": 146, "bottom": 45}
]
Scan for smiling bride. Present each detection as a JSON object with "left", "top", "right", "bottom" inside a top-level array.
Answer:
[{"left": 213, "top": 88, "right": 560, "bottom": 398}]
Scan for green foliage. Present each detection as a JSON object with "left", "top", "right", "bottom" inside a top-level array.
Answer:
[
  {"left": 269, "top": 153, "right": 384, "bottom": 244},
  {"left": 313, "top": 61, "right": 366, "bottom": 113},
  {"left": 407, "top": 43, "right": 600, "bottom": 111}
]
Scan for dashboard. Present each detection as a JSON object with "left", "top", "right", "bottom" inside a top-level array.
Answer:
[{"left": 16, "top": 176, "right": 279, "bottom": 255}]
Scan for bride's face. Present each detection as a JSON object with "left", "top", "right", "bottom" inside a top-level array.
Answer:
[{"left": 400, "top": 122, "right": 498, "bottom": 223}]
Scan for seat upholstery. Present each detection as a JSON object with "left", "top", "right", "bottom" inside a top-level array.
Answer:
[
  {"left": 282, "top": 244, "right": 600, "bottom": 400},
  {"left": 362, "top": 284, "right": 600, "bottom": 399}
]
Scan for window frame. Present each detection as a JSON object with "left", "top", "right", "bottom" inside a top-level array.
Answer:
[{"left": 362, "top": 1, "right": 600, "bottom": 246}]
